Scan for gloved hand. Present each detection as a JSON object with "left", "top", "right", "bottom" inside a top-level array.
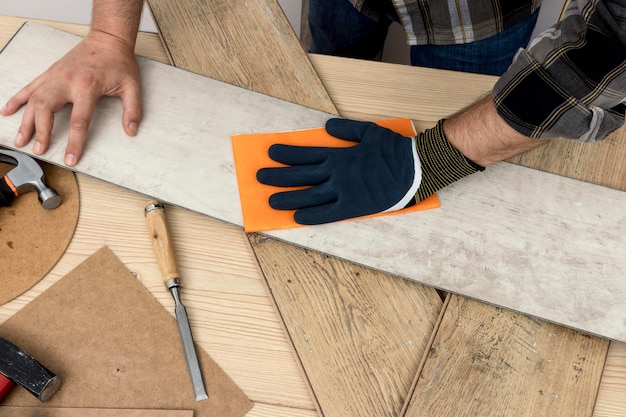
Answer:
[
  {"left": 256, "top": 118, "right": 483, "bottom": 225},
  {"left": 256, "top": 119, "right": 421, "bottom": 225}
]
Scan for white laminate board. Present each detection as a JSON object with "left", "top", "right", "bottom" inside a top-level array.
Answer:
[
  {"left": 269, "top": 163, "right": 626, "bottom": 342},
  {"left": 1, "top": 23, "right": 625, "bottom": 342},
  {"left": 0, "top": 22, "right": 333, "bottom": 226}
]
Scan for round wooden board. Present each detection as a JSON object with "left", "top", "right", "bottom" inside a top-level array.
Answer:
[{"left": 0, "top": 160, "right": 79, "bottom": 305}]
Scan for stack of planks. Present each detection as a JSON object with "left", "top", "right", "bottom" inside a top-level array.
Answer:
[
  {"left": 144, "top": 1, "right": 625, "bottom": 417},
  {"left": 0, "top": 0, "right": 623, "bottom": 415}
]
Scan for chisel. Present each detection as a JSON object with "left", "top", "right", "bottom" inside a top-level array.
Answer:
[{"left": 144, "top": 200, "right": 208, "bottom": 402}]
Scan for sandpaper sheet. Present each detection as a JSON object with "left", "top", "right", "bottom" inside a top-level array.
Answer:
[
  {"left": 0, "top": 408, "right": 193, "bottom": 417},
  {"left": 0, "top": 158, "right": 79, "bottom": 305},
  {"left": 232, "top": 119, "right": 439, "bottom": 232},
  {"left": 0, "top": 246, "right": 252, "bottom": 417}
]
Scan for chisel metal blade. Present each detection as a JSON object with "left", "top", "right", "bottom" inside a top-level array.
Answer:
[{"left": 171, "top": 285, "right": 208, "bottom": 401}]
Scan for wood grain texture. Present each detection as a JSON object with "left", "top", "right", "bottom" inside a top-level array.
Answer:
[
  {"left": 404, "top": 296, "right": 609, "bottom": 417},
  {"left": 8, "top": 22, "right": 624, "bottom": 342},
  {"left": 308, "top": 54, "right": 495, "bottom": 126},
  {"left": 0, "top": 408, "right": 194, "bottom": 417},
  {"left": 593, "top": 342, "right": 626, "bottom": 417},
  {"left": 303, "top": 53, "right": 626, "bottom": 417},
  {"left": 147, "top": 0, "right": 337, "bottom": 114},
  {"left": 1, "top": 15, "right": 624, "bottom": 417},
  {"left": 145, "top": 4, "right": 446, "bottom": 417},
  {"left": 0, "top": 172, "right": 316, "bottom": 411},
  {"left": 250, "top": 233, "right": 442, "bottom": 417},
  {"left": 507, "top": 135, "right": 626, "bottom": 191}
]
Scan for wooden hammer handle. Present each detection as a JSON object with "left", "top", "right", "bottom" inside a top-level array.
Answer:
[{"left": 145, "top": 200, "right": 180, "bottom": 284}]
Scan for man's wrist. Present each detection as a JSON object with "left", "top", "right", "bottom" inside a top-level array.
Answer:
[
  {"left": 91, "top": 0, "right": 143, "bottom": 48},
  {"left": 86, "top": 28, "right": 137, "bottom": 54},
  {"left": 442, "top": 95, "right": 544, "bottom": 167}
]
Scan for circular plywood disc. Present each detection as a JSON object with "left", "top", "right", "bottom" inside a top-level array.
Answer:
[{"left": 0, "top": 160, "right": 79, "bottom": 305}]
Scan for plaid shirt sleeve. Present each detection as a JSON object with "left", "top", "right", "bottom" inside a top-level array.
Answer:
[{"left": 492, "top": 0, "right": 626, "bottom": 142}]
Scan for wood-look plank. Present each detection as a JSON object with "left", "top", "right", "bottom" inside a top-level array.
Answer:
[
  {"left": 146, "top": 0, "right": 337, "bottom": 115},
  {"left": 144, "top": 3, "right": 445, "bottom": 417},
  {"left": 593, "top": 342, "right": 626, "bottom": 417},
  {"left": 508, "top": 136, "right": 626, "bottom": 191},
  {"left": 1, "top": 19, "right": 314, "bottom": 407},
  {"left": 249, "top": 233, "right": 443, "bottom": 417},
  {"left": 0, "top": 22, "right": 334, "bottom": 227},
  {"left": 2, "top": 15, "right": 624, "bottom": 417},
  {"left": 306, "top": 53, "right": 625, "bottom": 417},
  {"left": 403, "top": 296, "right": 609, "bottom": 417},
  {"left": 308, "top": 54, "right": 495, "bottom": 127}
]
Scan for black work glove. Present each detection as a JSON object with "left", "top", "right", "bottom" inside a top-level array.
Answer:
[{"left": 256, "top": 118, "right": 483, "bottom": 225}]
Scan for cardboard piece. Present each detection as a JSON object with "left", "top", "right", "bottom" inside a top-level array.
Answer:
[
  {"left": 232, "top": 118, "right": 440, "bottom": 232},
  {"left": 0, "top": 247, "right": 252, "bottom": 417},
  {"left": 0, "top": 408, "right": 193, "bottom": 417},
  {"left": 0, "top": 159, "right": 79, "bottom": 305}
]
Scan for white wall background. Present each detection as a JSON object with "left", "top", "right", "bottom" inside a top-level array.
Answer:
[{"left": 0, "top": 1, "right": 562, "bottom": 65}]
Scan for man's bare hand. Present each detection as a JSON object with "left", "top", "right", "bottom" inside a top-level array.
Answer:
[{"left": 0, "top": 29, "right": 142, "bottom": 166}]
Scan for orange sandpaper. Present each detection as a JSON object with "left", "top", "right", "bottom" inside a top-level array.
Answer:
[{"left": 232, "top": 119, "right": 439, "bottom": 232}]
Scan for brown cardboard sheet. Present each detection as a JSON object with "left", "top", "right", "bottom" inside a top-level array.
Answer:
[
  {"left": 0, "top": 407, "right": 193, "bottom": 417},
  {"left": 0, "top": 159, "right": 79, "bottom": 305},
  {"left": 0, "top": 246, "right": 252, "bottom": 417}
]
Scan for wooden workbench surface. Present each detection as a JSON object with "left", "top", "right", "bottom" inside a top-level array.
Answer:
[{"left": 0, "top": 13, "right": 624, "bottom": 417}]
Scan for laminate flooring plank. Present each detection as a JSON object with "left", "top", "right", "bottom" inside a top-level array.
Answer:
[
  {"left": 0, "top": 13, "right": 626, "bottom": 415},
  {"left": 249, "top": 233, "right": 443, "bottom": 417},
  {"left": 0, "top": 19, "right": 317, "bottom": 410},
  {"left": 146, "top": 0, "right": 337, "bottom": 115},
  {"left": 144, "top": 3, "right": 446, "bottom": 417},
  {"left": 403, "top": 296, "right": 609, "bottom": 417},
  {"left": 593, "top": 342, "right": 626, "bottom": 417},
  {"left": 307, "top": 53, "right": 623, "bottom": 417},
  {"left": 0, "top": 22, "right": 333, "bottom": 227},
  {"left": 3, "top": 22, "right": 625, "bottom": 341}
]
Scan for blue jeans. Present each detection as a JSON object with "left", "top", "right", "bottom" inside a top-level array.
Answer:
[{"left": 308, "top": 0, "right": 539, "bottom": 76}]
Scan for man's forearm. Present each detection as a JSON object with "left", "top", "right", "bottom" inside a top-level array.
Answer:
[
  {"left": 91, "top": 0, "right": 144, "bottom": 47},
  {"left": 442, "top": 95, "right": 545, "bottom": 167}
]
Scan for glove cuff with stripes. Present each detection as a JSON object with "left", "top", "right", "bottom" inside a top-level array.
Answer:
[{"left": 411, "top": 119, "right": 484, "bottom": 203}]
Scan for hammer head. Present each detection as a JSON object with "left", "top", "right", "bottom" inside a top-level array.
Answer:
[
  {"left": 0, "top": 149, "right": 61, "bottom": 210},
  {"left": 0, "top": 336, "right": 61, "bottom": 402}
]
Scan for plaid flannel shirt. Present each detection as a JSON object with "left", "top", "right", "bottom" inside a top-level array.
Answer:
[
  {"left": 493, "top": 0, "right": 626, "bottom": 141},
  {"left": 352, "top": 0, "right": 626, "bottom": 141},
  {"left": 352, "top": 0, "right": 541, "bottom": 45}
]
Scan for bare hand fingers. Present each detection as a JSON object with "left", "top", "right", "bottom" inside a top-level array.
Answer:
[
  {"left": 1, "top": 76, "right": 46, "bottom": 116},
  {"left": 13, "top": 101, "right": 36, "bottom": 147},
  {"left": 120, "top": 79, "right": 142, "bottom": 136},
  {"left": 64, "top": 97, "right": 98, "bottom": 166}
]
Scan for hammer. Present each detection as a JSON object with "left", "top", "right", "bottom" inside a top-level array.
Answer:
[
  {"left": 0, "top": 336, "right": 62, "bottom": 402},
  {"left": 0, "top": 149, "right": 61, "bottom": 210}
]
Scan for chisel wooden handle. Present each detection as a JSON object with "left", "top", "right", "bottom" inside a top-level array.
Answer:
[{"left": 144, "top": 200, "right": 180, "bottom": 285}]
